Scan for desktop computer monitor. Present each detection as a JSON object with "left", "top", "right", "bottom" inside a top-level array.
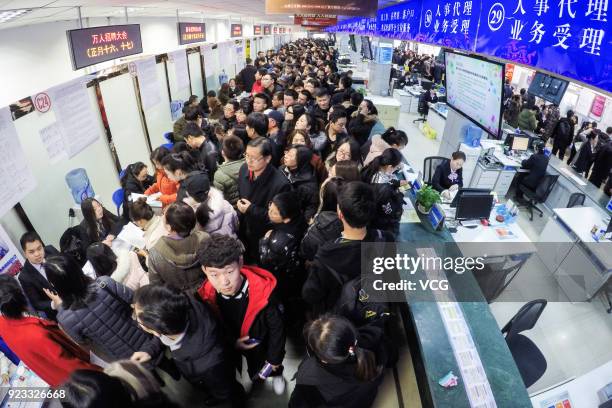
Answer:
[
  {"left": 455, "top": 192, "right": 494, "bottom": 221},
  {"left": 450, "top": 188, "right": 492, "bottom": 208},
  {"left": 421, "top": 79, "right": 434, "bottom": 91},
  {"left": 511, "top": 136, "right": 529, "bottom": 152}
]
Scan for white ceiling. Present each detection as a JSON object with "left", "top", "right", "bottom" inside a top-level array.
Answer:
[
  {"left": 0, "top": 0, "right": 405, "bottom": 30},
  {"left": 0, "top": 0, "right": 296, "bottom": 29}
]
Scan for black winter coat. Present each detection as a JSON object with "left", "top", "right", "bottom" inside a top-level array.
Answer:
[
  {"left": 238, "top": 164, "right": 291, "bottom": 260},
  {"left": 77, "top": 213, "right": 125, "bottom": 251},
  {"left": 169, "top": 296, "right": 227, "bottom": 381},
  {"left": 121, "top": 172, "right": 154, "bottom": 221},
  {"left": 282, "top": 166, "right": 320, "bottom": 222},
  {"left": 552, "top": 118, "right": 574, "bottom": 148},
  {"left": 259, "top": 217, "right": 307, "bottom": 277},
  {"left": 520, "top": 152, "right": 550, "bottom": 189},
  {"left": 197, "top": 140, "right": 219, "bottom": 181},
  {"left": 57, "top": 276, "right": 161, "bottom": 362},
  {"left": 370, "top": 181, "right": 404, "bottom": 237},
  {"left": 176, "top": 170, "right": 210, "bottom": 203},
  {"left": 573, "top": 141, "right": 597, "bottom": 176},
  {"left": 238, "top": 64, "right": 257, "bottom": 93},
  {"left": 300, "top": 211, "right": 343, "bottom": 262}
]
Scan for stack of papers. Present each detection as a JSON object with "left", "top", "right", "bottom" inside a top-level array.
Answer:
[
  {"left": 116, "top": 222, "right": 145, "bottom": 249},
  {"left": 130, "top": 192, "right": 162, "bottom": 208}
]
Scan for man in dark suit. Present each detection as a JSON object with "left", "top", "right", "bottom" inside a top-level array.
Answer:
[
  {"left": 515, "top": 140, "right": 550, "bottom": 202},
  {"left": 17, "top": 232, "right": 59, "bottom": 321},
  {"left": 238, "top": 58, "right": 257, "bottom": 94}
]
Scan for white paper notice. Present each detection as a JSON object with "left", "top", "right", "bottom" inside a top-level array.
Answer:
[
  {"left": 201, "top": 44, "right": 218, "bottom": 78},
  {"left": 48, "top": 79, "right": 101, "bottom": 158},
  {"left": 39, "top": 122, "right": 68, "bottom": 164},
  {"left": 0, "top": 107, "right": 37, "bottom": 218},
  {"left": 135, "top": 57, "right": 162, "bottom": 111},
  {"left": 170, "top": 49, "right": 190, "bottom": 91}
]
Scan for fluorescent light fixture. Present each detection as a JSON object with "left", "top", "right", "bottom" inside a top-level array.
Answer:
[
  {"left": 0, "top": 9, "right": 31, "bottom": 23},
  {"left": 113, "top": 7, "right": 145, "bottom": 14}
]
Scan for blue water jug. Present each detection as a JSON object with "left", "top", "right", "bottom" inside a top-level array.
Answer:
[
  {"left": 462, "top": 124, "right": 482, "bottom": 147},
  {"left": 65, "top": 168, "right": 94, "bottom": 205}
]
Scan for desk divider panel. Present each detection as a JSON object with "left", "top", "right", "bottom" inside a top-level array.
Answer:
[
  {"left": 142, "top": 62, "right": 172, "bottom": 148},
  {"left": 188, "top": 49, "right": 205, "bottom": 100}
]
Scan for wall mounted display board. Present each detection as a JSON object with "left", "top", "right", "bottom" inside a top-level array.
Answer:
[
  {"left": 266, "top": 0, "right": 377, "bottom": 16},
  {"left": 416, "top": 0, "right": 481, "bottom": 51},
  {"left": 264, "top": 25, "right": 272, "bottom": 35},
  {"left": 231, "top": 24, "right": 243, "bottom": 38},
  {"left": 177, "top": 22, "right": 206, "bottom": 45},
  {"left": 376, "top": 1, "right": 422, "bottom": 40},
  {"left": 254, "top": 25, "right": 262, "bottom": 35},
  {"left": 294, "top": 15, "right": 338, "bottom": 26}
]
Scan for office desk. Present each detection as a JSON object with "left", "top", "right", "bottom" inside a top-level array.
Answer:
[
  {"left": 530, "top": 360, "right": 612, "bottom": 408},
  {"left": 399, "top": 218, "right": 532, "bottom": 407},
  {"left": 392, "top": 89, "right": 412, "bottom": 113},
  {"left": 366, "top": 95, "right": 401, "bottom": 129},
  {"left": 538, "top": 207, "right": 612, "bottom": 301},
  {"left": 424, "top": 103, "right": 447, "bottom": 140}
]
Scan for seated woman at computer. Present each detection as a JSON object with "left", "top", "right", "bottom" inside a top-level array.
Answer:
[
  {"left": 514, "top": 140, "right": 549, "bottom": 202},
  {"left": 431, "top": 151, "right": 466, "bottom": 197}
]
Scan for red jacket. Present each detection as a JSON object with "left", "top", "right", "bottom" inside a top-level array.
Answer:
[
  {"left": 0, "top": 316, "right": 99, "bottom": 387},
  {"left": 198, "top": 265, "right": 275, "bottom": 338},
  {"left": 144, "top": 169, "right": 178, "bottom": 207},
  {"left": 251, "top": 80, "right": 264, "bottom": 95}
]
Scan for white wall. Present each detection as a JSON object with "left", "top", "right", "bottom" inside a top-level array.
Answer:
[{"left": 0, "top": 16, "right": 271, "bottom": 107}]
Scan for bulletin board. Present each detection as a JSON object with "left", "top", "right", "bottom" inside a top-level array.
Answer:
[
  {"left": 99, "top": 73, "right": 152, "bottom": 167},
  {"left": 575, "top": 87, "right": 596, "bottom": 117},
  {"left": 166, "top": 49, "right": 192, "bottom": 103},
  {"left": 12, "top": 86, "right": 119, "bottom": 248},
  {"left": 142, "top": 62, "right": 173, "bottom": 148}
]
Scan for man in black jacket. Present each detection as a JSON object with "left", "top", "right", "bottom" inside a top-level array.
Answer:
[
  {"left": 17, "top": 232, "right": 60, "bottom": 320},
  {"left": 551, "top": 110, "right": 575, "bottom": 160},
  {"left": 197, "top": 235, "right": 286, "bottom": 394},
  {"left": 183, "top": 122, "right": 218, "bottom": 181},
  {"left": 302, "top": 182, "right": 393, "bottom": 316},
  {"left": 515, "top": 140, "right": 550, "bottom": 201},
  {"left": 238, "top": 58, "right": 257, "bottom": 94},
  {"left": 237, "top": 137, "right": 291, "bottom": 263},
  {"left": 133, "top": 284, "right": 245, "bottom": 407},
  {"left": 311, "top": 88, "right": 331, "bottom": 126},
  {"left": 589, "top": 137, "right": 612, "bottom": 188}
]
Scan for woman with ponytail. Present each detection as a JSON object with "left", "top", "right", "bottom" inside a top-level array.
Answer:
[
  {"left": 289, "top": 314, "right": 385, "bottom": 408},
  {"left": 161, "top": 151, "right": 209, "bottom": 203}
]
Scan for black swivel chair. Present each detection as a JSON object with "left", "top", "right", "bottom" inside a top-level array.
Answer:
[
  {"left": 501, "top": 299, "right": 548, "bottom": 388},
  {"left": 518, "top": 174, "right": 559, "bottom": 220},
  {"left": 566, "top": 192, "right": 585, "bottom": 208},
  {"left": 413, "top": 92, "right": 429, "bottom": 124},
  {"left": 423, "top": 156, "right": 447, "bottom": 185}
]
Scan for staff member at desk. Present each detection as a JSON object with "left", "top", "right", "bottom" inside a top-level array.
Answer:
[
  {"left": 515, "top": 140, "right": 549, "bottom": 202},
  {"left": 431, "top": 151, "right": 465, "bottom": 195}
]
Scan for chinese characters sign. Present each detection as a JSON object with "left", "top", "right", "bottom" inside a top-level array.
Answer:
[
  {"left": 266, "top": 0, "right": 377, "bottom": 16},
  {"left": 177, "top": 23, "right": 206, "bottom": 45},
  {"left": 417, "top": 0, "right": 482, "bottom": 50},
  {"left": 254, "top": 25, "right": 262, "bottom": 35},
  {"left": 377, "top": 0, "right": 422, "bottom": 40},
  {"left": 67, "top": 24, "right": 143, "bottom": 70},
  {"left": 264, "top": 25, "right": 272, "bottom": 35},
  {"left": 294, "top": 14, "right": 338, "bottom": 26},
  {"left": 231, "top": 24, "right": 243, "bottom": 37},
  {"left": 476, "top": 0, "right": 611, "bottom": 92}
]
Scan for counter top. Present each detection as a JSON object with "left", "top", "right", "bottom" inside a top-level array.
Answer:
[{"left": 366, "top": 94, "right": 402, "bottom": 107}]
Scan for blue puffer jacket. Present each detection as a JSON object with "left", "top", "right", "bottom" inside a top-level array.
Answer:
[{"left": 57, "top": 276, "right": 161, "bottom": 362}]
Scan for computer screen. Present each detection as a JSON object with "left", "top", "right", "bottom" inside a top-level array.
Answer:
[
  {"left": 421, "top": 79, "right": 434, "bottom": 91},
  {"left": 512, "top": 136, "right": 529, "bottom": 152},
  {"left": 456, "top": 192, "right": 494, "bottom": 221},
  {"left": 450, "top": 188, "right": 492, "bottom": 208}
]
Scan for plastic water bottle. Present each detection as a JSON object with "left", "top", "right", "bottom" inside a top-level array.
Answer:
[{"left": 65, "top": 168, "right": 95, "bottom": 205}]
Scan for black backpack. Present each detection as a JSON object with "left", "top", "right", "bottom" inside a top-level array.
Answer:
[{"left": 557, "top": 120, "right": 571, "bottom": 140}]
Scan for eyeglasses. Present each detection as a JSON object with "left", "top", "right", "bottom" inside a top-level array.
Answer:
[{"left": 244, "top": 154, "right": 265, "bottom": 163}]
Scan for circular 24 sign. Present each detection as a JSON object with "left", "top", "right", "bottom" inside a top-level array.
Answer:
[{"left": 34, "top": 92, "right": 51, "bottom": 113}]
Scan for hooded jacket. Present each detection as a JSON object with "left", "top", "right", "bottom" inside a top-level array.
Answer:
[
  {"left": 0, "top": 316, "right": 99, "bottom": 387},
  {"left": 348, "top": 112, "right": 379, "bottom": 147},
  {"left": 363, "top": 134, "right": 392, "bottom": 167},
  {"left": 213, "top": 158, "right": 245, "bottom": 207},
  {"left": 144, "top": 169, "right": 178, "bottom": 207},
  {"left": 168, "top": 295, "right": 227, "bottom": 381},
  {"left": 259, "top": 216, "right": 307, "bottom": 277},
  {"left": 299, "top": 211, "right": 343, "bottom": 262},
  {"left": 176, "top": 170, "right": 210, "bottom": 203},
  {"left": 202, "top": 187, "right": 239, "bottom": 238},
  {"left": 198, "top": 265, "right": 286, "bottom": 366},
  {"left": 289, "top": 357, "right": 384, "bottom": 408},
  {"left": 282, "top": 147, "right": 320, "bottom": 222},
  {"left": 57, "top": 276, "right": 162, "bottom": 363},
  {"left": 302, "top": 230, "right": 392, "bottom": 314},
  {"left": 147, "top": 230, "right": 209, "bottom": 292}
]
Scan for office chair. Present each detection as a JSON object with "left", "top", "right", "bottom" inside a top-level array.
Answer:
[
  {"left": 501, "top": 299, "right": 548, "bottom": 388},
  {"left": 518, "top": 174, "right": 559, "bottom": 221},
  {"left": 566, "top": 192, "right": 585, "bottom": 208},
  {"left": 111, "top": 188, "right": 124, "bottom": 217},
  {"left": 413, "top": 92, "right": 428, "bottom": 124},
  {"left": 472, "top": 257, "right": 524, "bottom": 303},
  {"left": 423, "top": 156, "right": 447, "bottom": 185}
]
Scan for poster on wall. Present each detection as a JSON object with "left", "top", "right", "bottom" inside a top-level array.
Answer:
[
  {"left": 134, "top": 56, "right": 162, "bottom": 110},
  {"left": 48, "top": 78, "right": 102, "bottom": 158},
  {"left": 39, "top": 122, "right": 68, "bottom": 164},
  {"left": 0, "top": 225, "right": 24, "bottom": 276},
  {"left": 505, "top": 63, "right": 515, "bottom": 82},
  {"left": 66, "top": 24, "right": 143, "bottom": 70},
  {"left": 177, "top": 22, "right": 206, "bottom": 45},
  {"left": 590, "top": 95, "right": 606, "bottom": 118},
  {"left": 168, "top": 49, "right": 190, "bottom": 91},
  {"left": 476, "top": 0, "right": 611, "bottom": 93},
  {"left": 0, "top": 107, "right": 37, "bottom": 218},
  {"left": 266, "top": 0, "right": 377, "bottom": 16},
  {"left": 201, "top": 44, "right": 218, "bottom": 77},
  {"left": 9, "top": 97, "right": 35, "bottom": 120}
]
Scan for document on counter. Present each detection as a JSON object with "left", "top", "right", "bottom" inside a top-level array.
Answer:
[
  {"left": 48, "top": 78, "right": 101, "bottom": 158},
  {"left": 39, "top": 122, "right": 68, "bottom": 164},
  {"left": 0, "top": 107, "right": 37, "bottom": 218},
  {"left": 169, "top": 49, "right": 190, "bottom": 92},
  {"left": 130, "top": 192, "right": 162, "bottom": 208},
  {"left": 116, "top": 222, "right": 145, "bottom": 249},
  {"left": 559, "top": 167, "right": 587, "bottom": 186},
  {"left": 135, "top": 56, "right": 162, "bottom": 111}
]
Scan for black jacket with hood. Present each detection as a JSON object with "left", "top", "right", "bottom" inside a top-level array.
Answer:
[
  {"left": 282, "top": 146, "right": 320, "bottom": 222},
  {"left": 299, "top": 211, "right": 343, "bottom": 262}
]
